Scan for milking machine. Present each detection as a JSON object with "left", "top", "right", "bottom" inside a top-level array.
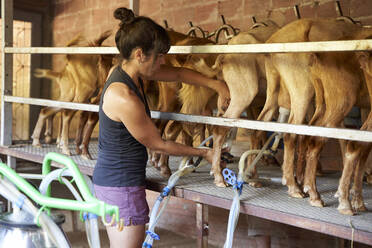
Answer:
[
  {"left": 0, "top": 152, "right": 121, "bottom": 248},
  {"left": 143, "top": 125, "right": 239, "bottom": 248},
  {"left": 143, "top": 107, "right": 289, "bottom": 248},
  {"left": 222, "top": 106, "right": 289, "bottom": 248},
  {"left": 143, "top": 135, "right": 214, "bottom": 248}
]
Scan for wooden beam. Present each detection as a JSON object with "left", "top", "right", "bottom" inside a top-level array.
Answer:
[{"left": 196, "top": 202, "right": 209, "bottom": 248}]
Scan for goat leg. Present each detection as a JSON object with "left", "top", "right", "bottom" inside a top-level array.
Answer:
[
  {"left": 44, "top": 115, "right": 54, "bottom": 144},
  {"left": 60, "top": 109, "right": 77, "bottom": 156},
  {"left": 159, "top": 120, "right": 183, "bottom": 178},
  {"left": 32, "top": 107, "right": 60, "bottom": 147},
  {"left": 303, "top": 136, "right": 325, "bottom": 207},
  {"left": 211, "top": 126, "right": 229, "bottom": 187},
  {"left": 80, "top": 112, "right": 99, "bottom": 160},
  {"left": 350, "top": 143, "right": 371, "bottom": 212},
  {"left": 75, "top": 111, "right": 90, "bottom": 155}
]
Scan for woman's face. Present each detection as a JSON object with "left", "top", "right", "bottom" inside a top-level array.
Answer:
[{"left": 140, "top": 52, "right": 165, "bottom": 77}]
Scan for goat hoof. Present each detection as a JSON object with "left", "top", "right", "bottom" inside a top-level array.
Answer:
[
  {"left": 215, "top": 181, "right": 227, "bottom": 187},
  {"left": 32, "top": 143, "right": 42, "bottom": 148},
  {"left": 309, "top": 198, "right": 324, "bottom": 207},
  {"left": 82, "top": 153, "right": 93, "bottom": 160},
  {"left": 352, "top": 201, "right": 367, "bottom": 212},
  {"left": 289, "top": 191, "right": 305, "bottom": 198},
  {"left": 366, "top": 175, "right": 372, "bottom": 185},
  {"left": 214, "top": 176, "right": 228, "bottom": 187},
  {"left": 61, "top": 148, "right": 71, "bottom": 156},
  {"left": 249, "top": 181, "right": 262, "bottom": 188},
  {"left": 338, "top": 207, "right": 354, "bottom": 216},
  {"left": 288, "top": 186, "right": 305, "bottom": 198},
  {"left": 44, "top": 135, "right": 52, "bottom": 144},
  {"left": 76, "top": 148, "right": 82, "bottom": 155},
  {"left": 160, "top": 167, "right": 171, "bottom": 178},
  {"left": 32, "top": 139, "right": 41, "bottom": 147},
  {"left": 354, "top": 205, "right": 367, "bottom": 212}
]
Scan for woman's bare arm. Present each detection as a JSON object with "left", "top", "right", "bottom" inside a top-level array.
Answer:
[
  {"left": 102, "top": 83, "right": 214, "bottom": 162},
  {"left": 147, "top": 65, "right": 230, "bottom": 112}
]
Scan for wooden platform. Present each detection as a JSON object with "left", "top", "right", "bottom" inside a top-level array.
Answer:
[{"left": 0, "top": 141, "right": 371, "bottom": 246}]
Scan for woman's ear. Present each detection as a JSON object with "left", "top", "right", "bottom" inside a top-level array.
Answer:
[{"left": 134, "top": 48, "right": 145, "bottom": 64}]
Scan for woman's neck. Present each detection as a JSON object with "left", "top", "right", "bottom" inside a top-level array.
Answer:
[{"left": 121, "top": 60, "right": 140, "bottom": 86}]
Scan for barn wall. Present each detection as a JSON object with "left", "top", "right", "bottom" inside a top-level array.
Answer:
[
  {"left": 47, "top": 0, "right": 372, "bottom": 139},
  {"left": 51, "top": 0, "right": 372, "bottom": 48}
]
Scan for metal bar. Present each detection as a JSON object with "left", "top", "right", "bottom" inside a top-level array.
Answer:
[
  {"left": 251, "top": 16, "right": 257, "bottom": 24},
  {"left": 335, "top": 0, "right": 343, "bottom": 17},
  {"left": 4, "top": 96, "right": 372, "bottom": 142},
  {"left": 294, "top": 5, "right": 301, "bottom": 19},
  {"left": 129, "top": 0, "right": 139, "bottom": 16},
  {"left": 4, "top": 96, "right": 99, "bottom": 112},
  {"left": 1, "top": 0, "right": 13, "bottom": 146},
  {"left": 153, "top": 112, "right": 372, "bottom": 142},
  {"left": 4, "top": 39, "right": 372, "bottom": 54},
  {"left": 196, "top": 202, "right": 208, "bottom": 248},
  {"left": 4, "top": 46, "right": 119, "bottom": 54}
]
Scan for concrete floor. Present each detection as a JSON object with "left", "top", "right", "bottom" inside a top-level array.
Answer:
[{"left": 66, "top": 227, "right": 217, "bottom": 248}]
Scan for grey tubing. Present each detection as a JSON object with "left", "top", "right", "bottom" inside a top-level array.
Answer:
[
  {"left": 0, "top": 177, "right": 70, "bottom": 248},
  {"left": 39, "top": 169, "right": 100, "bottom": 248}
]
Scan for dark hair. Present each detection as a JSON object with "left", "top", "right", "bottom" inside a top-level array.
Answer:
[{"left": 114, "top": 7, "right": 170, "bottom": 60}]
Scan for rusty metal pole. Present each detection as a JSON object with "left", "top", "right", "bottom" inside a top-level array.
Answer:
[
  {"left": 129, "top": 0, "right": 139, "bottom": 15},
  {"left": 196, "top": 202, "right": 209, "bottom": 248},
  {"left": 293, "top": 5, "right": 301, "bottom": 19}
]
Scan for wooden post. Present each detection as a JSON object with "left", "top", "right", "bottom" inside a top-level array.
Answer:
[
  {"left": 1, "top": 0, "right": 14, "bottom": 146},
  {"left": 196, "top": 202, "right": 209, "bottom": 248},
  {"left": 335, "top": 237, "right": 345, "bottom": 248}
]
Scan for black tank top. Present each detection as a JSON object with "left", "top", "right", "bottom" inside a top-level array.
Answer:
[{"left": 93, "top": 66, "right": 150, "bottom": 187}]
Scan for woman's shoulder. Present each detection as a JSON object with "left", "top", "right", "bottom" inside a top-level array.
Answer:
[{"left": 105, "top": 82, "right": 142, "bottom": 106}]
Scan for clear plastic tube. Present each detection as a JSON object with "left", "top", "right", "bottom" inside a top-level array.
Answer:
[
  {"left": 0, "top": 177, "right": 70, "bottom": 248},
  {"left": 144, "top": 136, "right": 213, "bottom": 247},
  {"left": 39, "top": 169, "right": 100, "bottom": 248}
]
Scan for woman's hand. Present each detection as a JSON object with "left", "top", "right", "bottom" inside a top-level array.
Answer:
[
  {"left": 202, "top": 147, "right": 228, "bottom": 169},
  {"left": 203, "top": 148, "right": 214, "bottom": 165}
]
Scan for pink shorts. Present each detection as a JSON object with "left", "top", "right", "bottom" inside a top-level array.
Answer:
[{"left": 94, "top": 184, "right": 149, "bottom": 226}]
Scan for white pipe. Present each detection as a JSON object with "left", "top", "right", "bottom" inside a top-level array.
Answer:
[
  {"left": 0, "top": 178, "right": 70, "bottom": 248},
  {"left": 39, "top": 169, "right": 100, "bottom": 248},
  {"left": 5, "top": 95, "right": 372, "bottom": 142},
  {"left": 5, "top": 39, "right": 372, "bottom": 54}
]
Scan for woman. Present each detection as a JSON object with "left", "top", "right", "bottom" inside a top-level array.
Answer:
[{"left": 93, "top": 7, "right": 230, "bottom": 248}]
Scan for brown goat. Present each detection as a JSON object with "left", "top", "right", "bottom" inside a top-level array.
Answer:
[
  {"left": 74, "top": 53, "right": 117, "bottom": 159},
  {"left": 257, "top": 18, "right": 371, "bottom": 214},
  {"left": 32, "top": 31, "right": 111, "bottom": 156},
  {"left": 193, "top": 21, "right": 280, "bottom": 187},
  {"left": 149, "top": 30, "right": 220, "bottom": 177}
]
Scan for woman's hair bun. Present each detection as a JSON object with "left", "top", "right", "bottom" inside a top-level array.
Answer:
[{"left": 114, "top": 7, "right": 135, "bottom": 26}]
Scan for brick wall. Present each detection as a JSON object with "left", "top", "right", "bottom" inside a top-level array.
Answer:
[
  {"left": 48, "top": 0, "right": 372, "bottom": 138},
  {"left": 50, "top": 0, "right": 372, "bottom": 61}
]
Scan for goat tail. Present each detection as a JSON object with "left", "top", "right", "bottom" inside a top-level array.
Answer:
[
  {"left": 189, "top": 54, "right": 223, "bottom": 79},
  {"left": 93, "top": 29, "right": 112, "bottom": 47},
  {"left": 33, "top": 68, "right": 61, "bottom": 80},
  {"left": 212, "top": 54, "right": 224, "bottom": 72},
  {"left": 66, "top": 34, "right": 86, "bottom": 47}
]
